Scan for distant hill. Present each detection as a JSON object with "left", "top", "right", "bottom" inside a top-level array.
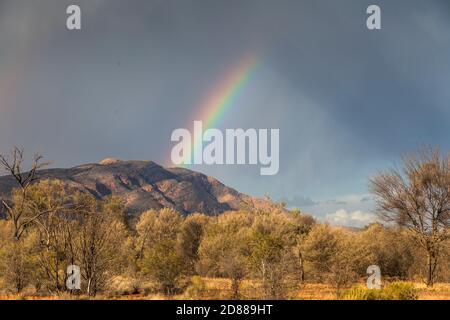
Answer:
[{"left": 0, "top": 159, "right": 273, "bottom": 216}]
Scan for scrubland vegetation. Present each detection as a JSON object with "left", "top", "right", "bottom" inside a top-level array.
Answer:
[{"left": 0, "top": 147, "right": 449, "bottom": 300}]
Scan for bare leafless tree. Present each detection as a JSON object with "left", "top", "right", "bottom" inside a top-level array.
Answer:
[
  {"left": 369, "top": 147, "right": 450, "bottom": 286},
  {"left": 0, "top": 147, "right": 50, "bottom": 240}
]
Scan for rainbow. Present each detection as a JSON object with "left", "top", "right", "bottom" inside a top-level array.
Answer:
[{"left": 180, "top": 53, "right": 260, "bottom": 166}]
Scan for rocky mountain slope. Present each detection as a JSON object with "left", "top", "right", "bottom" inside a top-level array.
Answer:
[{"left": 0, "top": 158, "right": 270, "bottom": 216}]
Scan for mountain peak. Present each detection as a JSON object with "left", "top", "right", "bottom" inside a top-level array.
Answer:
[
  {"left": 0, "top": 160, "right": 270, "bottom": 216},
  {"left": 99, "top": 157, "right": 123, "bottom": 165}
]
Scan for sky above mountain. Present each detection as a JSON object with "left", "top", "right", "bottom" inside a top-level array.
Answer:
[{"left": 1, "top": 0, "right": 450, "bottom": 226}]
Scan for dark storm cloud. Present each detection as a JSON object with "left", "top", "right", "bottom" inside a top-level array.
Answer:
[
  {"left": 1, "top": 0, "right": 449, "bottom": 221},
  {"left": 285, "top": 195, "right": 318, "bottom": 208}
]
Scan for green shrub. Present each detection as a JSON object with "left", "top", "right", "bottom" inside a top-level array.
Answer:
[
  {"left": 384, "top": 281, "right": 418, "bottom": 300},
  {"left": 342, "top": 286, "right": 382, "bottom": 300},
  {"left": 342, "top": 282, "right": 418, "bottom": 300}
]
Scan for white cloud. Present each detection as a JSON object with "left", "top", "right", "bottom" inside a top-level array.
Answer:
[{"left": 325, "top": 209, "right": 376, "bottom": 227}]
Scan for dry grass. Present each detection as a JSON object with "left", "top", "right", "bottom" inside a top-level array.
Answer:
[
  {"left": 1, "top": 279, "right": 450, "bottom": 300},
  {"left": 413, "top": 283, "right": 450, "bottom": 300},
  {"left": 295, "top": 283, "right": 337, "bottom": 300}
]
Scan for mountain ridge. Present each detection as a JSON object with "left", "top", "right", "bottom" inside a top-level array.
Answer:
[{"left": 0, "top": 159, "right": 272, "bottom": 216}]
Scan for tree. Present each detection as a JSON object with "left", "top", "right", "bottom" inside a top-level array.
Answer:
[
  {"left": 288, "top": 210, "right": 316, "bottom": 283},
  {"left": 73, "top": 195, "right": 129, "bottom": 296},
  {"left": 370, "top": 148, "right": 450, "bottom": 286},
  {"left": 326, "top": 233, "right": 359, "bottom": 299},
  {"left": 0, "top": 147, "right": 50, "bottom": 240},
  {"left": 136, "top": 208, "right": 185, "bottom": 296},
  {"left": 177, "top": 213, "right": 210, "bottom": 275},
  {"left": 247, "top": 211, "right": 303, "bottom": 300},
  {"left": 248, "top": 231, "right": 291, "bottom": 299},
  {"left": 197, "top": 212, "right": 253, "bottom": 299},
  {"left": 302, "top": 224, "right": 339, "bottom": 280},
  {"left": 136, "top": 208, "right": 183, "bottom": 261},
  {"left": 355, "top": 223, "right": 415, "bottom": 279},
  {"left": 141, "top": 239, "right": 185, "bottom": 296},
  {"left": 0, "top": 229, "right": 38, "bottom": 294},
  {"left": 302, "top": 224, "right": 359, "bottom": 298},
  {"left": 22, "top": 180, "right": 75, "bottom": 293}
]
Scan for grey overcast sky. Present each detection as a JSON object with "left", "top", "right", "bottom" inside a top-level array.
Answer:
[{"left": 1, "top": 0, "right": 450, "bottom": 226}]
